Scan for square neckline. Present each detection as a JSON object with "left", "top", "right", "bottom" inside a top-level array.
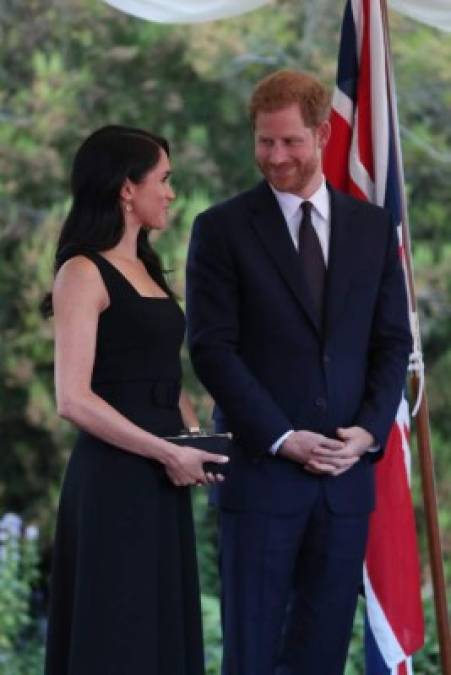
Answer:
[{"left": 97, "top": 253, "right": 171, "bottom": 300}]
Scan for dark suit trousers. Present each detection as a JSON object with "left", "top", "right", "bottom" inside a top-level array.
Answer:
[{"left": 218, "top": 484, "right": 369, "bottom": 675}]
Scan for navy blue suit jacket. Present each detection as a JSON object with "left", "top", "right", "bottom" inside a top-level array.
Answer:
[{"left": 186, "top": 181, "right": 411, "bottom": 515}]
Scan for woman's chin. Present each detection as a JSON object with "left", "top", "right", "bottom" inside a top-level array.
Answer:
[{"left": 143, "top": 219, "right": 168, "bottom": 232}]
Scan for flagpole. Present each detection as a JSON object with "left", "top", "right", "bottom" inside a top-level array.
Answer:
[{"left": 380, "top": 2, "right": 451, "bottom": 672}]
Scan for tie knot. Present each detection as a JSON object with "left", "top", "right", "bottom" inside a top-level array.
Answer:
[{"left": 301, "top": 201, "right": 312, "bottom": 218}]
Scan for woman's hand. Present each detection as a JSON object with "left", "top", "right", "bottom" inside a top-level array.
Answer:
[{"left": 164, "top": 445, "right": 229, "bottom": 487}]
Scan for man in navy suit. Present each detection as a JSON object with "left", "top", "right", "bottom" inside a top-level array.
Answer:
[{"left": 186, "top": 70, "right": 411, "bottom": 675}]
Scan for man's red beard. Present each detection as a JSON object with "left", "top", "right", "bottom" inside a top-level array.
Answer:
[{"left": 257, "top": 156, "right": 319, "bottom": 194}]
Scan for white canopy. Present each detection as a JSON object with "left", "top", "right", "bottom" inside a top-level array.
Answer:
[
  {"left": 103, "top": 0, "right": 269, "bottom": 24},
  {"left": 103, "top": 0, "right": 451, "bottom": 31},
  {"left": 390, "top": 0, "right": 451, "bottom": 31}
]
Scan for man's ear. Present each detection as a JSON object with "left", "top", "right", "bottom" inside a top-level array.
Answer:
[{"left": 318, "top": 120, "right": 331, "bottom": 150}]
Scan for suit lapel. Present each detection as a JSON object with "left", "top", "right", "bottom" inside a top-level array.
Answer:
[
  {"left": 248, "top": 181, "right": 321, "bottom": 334},
  {"left": 324, "top": 187, "right": 359, "bottom": 336}
]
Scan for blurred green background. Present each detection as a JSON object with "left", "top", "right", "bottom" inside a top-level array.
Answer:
[{"left": 1, "top": 0, "right": 450, "bottom": 672}]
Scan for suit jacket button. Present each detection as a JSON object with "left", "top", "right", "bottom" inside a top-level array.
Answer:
[
  {"left": 315, "top": 397, "right": 327, "bottom": 409},
  {"left": 323, "top": 354, "right": 331, "bottom": 364}
]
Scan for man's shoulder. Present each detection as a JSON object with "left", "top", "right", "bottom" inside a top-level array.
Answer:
[{"left": 330, "top": 184, "right": 391, "bottom": 222}]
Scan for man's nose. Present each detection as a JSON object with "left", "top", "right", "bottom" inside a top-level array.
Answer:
[{"left": 268, "top": 142, "right": 289, "bottom": 164}]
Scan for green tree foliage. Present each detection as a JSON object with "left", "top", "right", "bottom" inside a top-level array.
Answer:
[
  {"left": 0, "top": 515, "right": 44, "bottom": 672},
  {"left": 1, "top": 0, "right": 450, "bottom": 668}
]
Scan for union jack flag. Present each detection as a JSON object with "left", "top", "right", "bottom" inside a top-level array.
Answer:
[{"left": 323, "top": 0, "right": 425, "bottom": 672}]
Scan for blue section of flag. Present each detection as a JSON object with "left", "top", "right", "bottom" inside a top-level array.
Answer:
[
  {"left": 384, "top": 104, "right": 402, "bottom": 223},
  {"left": 335, "top": 1, "right": 359, "bottom": 103},
  {"left": 365, "top": 613, "right": 391, "bottom": 675}
]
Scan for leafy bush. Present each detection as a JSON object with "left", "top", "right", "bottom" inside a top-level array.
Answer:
[
  {"left": 0, "top": 514, "right": 44, "bottom": 675},
  {"left": 202, "top": 594, "right": 222, "bottom": 674}
]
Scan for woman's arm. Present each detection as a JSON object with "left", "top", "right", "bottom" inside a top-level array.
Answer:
[{"left": 53, "top": 256, "right": 227, "bottom": 485}]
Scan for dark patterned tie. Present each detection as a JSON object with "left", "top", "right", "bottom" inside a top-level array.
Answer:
[{"left": 298, "top": 200, "right": 326, "bottom": 320}]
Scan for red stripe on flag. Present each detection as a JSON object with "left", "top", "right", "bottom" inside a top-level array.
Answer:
[
  {"left": 349, "top": 178, "right": 368, "bottom": 202},
  {"left": 323, "top": 109, "right": 352, "bottom": 190},
  {"left": 356, "top": 0, "right": 374, "bottom": 180},
  {"left": 365, "top": 424, "right": 424, "bottom": 655},
  {"left": 324, "top": 113, "right": 369, "bottom": 202}
]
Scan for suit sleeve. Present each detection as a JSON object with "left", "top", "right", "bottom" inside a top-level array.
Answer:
[
  {"left": 354, "top": 218, "right": 412, "bottom": 451},
  {"left": 186, "top": 211, "right": 292, "bottom": 454}
]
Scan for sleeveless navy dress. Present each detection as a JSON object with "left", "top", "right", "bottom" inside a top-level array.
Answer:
[{"left": 45, "top": 253, "right": 205, "bottom": 675}]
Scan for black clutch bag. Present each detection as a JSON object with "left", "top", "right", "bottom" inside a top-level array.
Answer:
[{"left": 164, "top": 431, "right": 233, "bottom": 475}]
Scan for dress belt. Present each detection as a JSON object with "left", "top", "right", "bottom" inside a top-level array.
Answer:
[{"left": 91, "top": 378, "right": 181, "bottom": 409}]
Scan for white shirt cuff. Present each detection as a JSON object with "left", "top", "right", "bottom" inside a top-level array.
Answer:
[{"left": 269, "top": 430, "right": 294, "bottom": 455}]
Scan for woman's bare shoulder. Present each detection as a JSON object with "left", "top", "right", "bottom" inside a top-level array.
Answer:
[{"left": 53, "top": 255, "right": 107, "bottom": 309}]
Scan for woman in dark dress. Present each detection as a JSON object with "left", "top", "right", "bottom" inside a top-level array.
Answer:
[{"left": 43, "top": 125, "right": 228, "bottom": 675}]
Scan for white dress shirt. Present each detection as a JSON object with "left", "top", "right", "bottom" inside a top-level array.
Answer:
[{"left": 271, "top": 178, "right": 331, "bottom": 263}]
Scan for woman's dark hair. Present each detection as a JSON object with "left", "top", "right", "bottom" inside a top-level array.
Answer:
[{"left": 41, "top": 124, "right": 173, "bottom": 317}]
